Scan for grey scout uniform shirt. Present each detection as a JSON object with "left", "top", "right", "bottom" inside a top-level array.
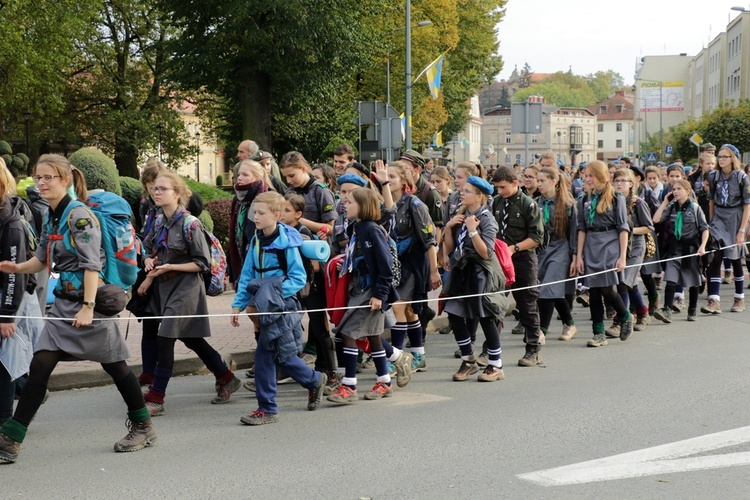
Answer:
[{"left": 492, "top": 189, "right": 544, "bottom": 249}]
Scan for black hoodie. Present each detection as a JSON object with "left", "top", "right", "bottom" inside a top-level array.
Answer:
[{"left": 0, "top": 197, "right": 32, "bottom": 324}]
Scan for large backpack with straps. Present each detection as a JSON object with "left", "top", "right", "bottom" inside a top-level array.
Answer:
[
  {"left": 356, "top": 221, "right": 400, "bottom": 288},
  {"left": 51, "top": 191, "right": 140, "bottom": 291},
  {"left": 182, "top": 214, "right": 227, "bottom": 297}
]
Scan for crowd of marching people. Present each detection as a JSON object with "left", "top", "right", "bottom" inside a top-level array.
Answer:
[{"left": 0, "top": 139, "right": 748, "bottom": 462}]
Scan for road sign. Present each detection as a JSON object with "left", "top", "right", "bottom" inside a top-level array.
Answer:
[
  {"left": 510, "top": 102, "right": 543, "bottom": 134},
  {"left": 666, "top": 145, "right": 674, "bottom": 154},
  {"left": 689, "top": 133, "right": 702, "bottom": 147},
  {"left": 646, "top": 153, "right": 657, "bottom": 162}
]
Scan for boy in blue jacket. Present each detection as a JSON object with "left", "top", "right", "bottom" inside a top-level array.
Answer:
[{"left": 230, "top": 192, "right": 327, "bottom": 425}]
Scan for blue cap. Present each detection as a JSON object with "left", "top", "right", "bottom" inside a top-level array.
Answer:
[
  {"left": 578, "top": 162, "right": 587, "bottom": 169},
  {"left": 337, "top": 173, "right": 367, "bottom": 188},
  {"left": 682, "top": 166, "right": 692, "bottom": 175},
  {"left": 667, "top": 163, "right": 683, "bottom": 173},
  {"left": 656, "top": 161, "right": 666, "bottom": 166},
  {"left": 720, "top": 143, "right": 740, "bottom": 158},
  {"left": 467, "top": 176, "right": 493, "bottom": 195}
]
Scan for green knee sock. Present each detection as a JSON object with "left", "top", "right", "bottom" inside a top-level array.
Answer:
[
  {"left": 593, "top": 322, "right": 605, "bottom": 335},
  {"left": 1, "top": 419, "right": 27, "bottom": 443},
  {"left": 128, "top": 406, "right": 151, "bottom": 423}
]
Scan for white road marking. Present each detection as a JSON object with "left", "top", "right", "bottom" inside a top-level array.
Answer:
[{"left": 518, "top": 425, "right": 750, "bottom": 486}]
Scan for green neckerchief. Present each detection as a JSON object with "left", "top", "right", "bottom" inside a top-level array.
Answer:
[
  {"left": 673, "top": 201, "right": 689, "bottom": 240},
  {"left": 588, "top": 193, "right": 600, "bottom": 227},
  {"left": 542, "top": 199, "right": 552, "bottom": 225},
  {"left": 237, "top": 204, "right": 248, "bottom": 242}
]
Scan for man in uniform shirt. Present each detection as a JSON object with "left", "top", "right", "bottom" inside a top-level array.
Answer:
[
  {"left": 332, "top": 144, "right": 355, "bottom": 176},
  {"left": 491, "top": 166, "right": 546, "bottom": 366}
]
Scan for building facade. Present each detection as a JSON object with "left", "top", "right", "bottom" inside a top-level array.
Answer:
[
  {"left": 587, "top": 91, "right": 635, "bottom": 161},
  {"left": 169, "top": 101, "right": 227, "bottom": 184},
  {"left": 482, "top": 98, "right": 597, "bottom": 168},
  {"left": 447, "top": 95, "right": 483, "bottom": 165}
]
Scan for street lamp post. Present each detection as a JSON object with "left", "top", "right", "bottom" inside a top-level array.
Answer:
[
  {"left": 22, "top": 108, "right": 30, "bottom": 175},
  {"left": 405, "top": 0, "right": 412, "bottom": 150},
  {"left": 195, "top": 131, "right": 201, "bottom": 180},
  {"left": 387, "top": 20, "right": 432, "bottom": 109},
  {"left": 157, "top": 123, "right": 164, "bottom": 160}
]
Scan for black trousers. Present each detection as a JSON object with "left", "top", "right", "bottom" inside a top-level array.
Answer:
[
  {"left": 511, "top": 251, "right": 541, "bottom": 352},
  {"left": 301, "top": 275, "right": 336, "bottom": 375}
]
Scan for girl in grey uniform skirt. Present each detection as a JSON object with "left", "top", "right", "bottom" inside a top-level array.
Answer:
[
  {"left": 608, "top": 169, "right": 654, "bottom": 336},
  {"left": 575, "top": 161, "right": 633, "bottom": 347},
  {"left": 139, "top": 172, "right": 240, "bottom": 417},
  {"left": 536, "top": 167, "right": 578, "bottom": 341},
  {"left": 0, "top": 154, "right": 155, "bottom": 463},
  {"left": 653, "top": 180, "right": 709, "bottom": 323},
  {"left": 443, "top": 176, "right": 507, "bottom": 382},
  {"left": 701, "top": 144, "right": 750, "bottom": 314}
]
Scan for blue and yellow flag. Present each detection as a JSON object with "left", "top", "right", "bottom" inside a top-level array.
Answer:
[
  {"left": 425, "top": 55, "right": 445, "bottom": 99},
  {"left": 460, "top": 137, "right": 469, "bottom": 149}
]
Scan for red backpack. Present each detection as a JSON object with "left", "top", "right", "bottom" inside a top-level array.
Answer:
[
  {"left": 493, "top": 239, "right": 515, "bottom": 287},
  {"left": 324, "top": 254, "right": 350, "bottom": 325}
]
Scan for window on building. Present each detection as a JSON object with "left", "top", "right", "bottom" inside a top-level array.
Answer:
[
  {"left": 597, "top": 140, "right": 604, "bottom": 149},
  {"left": 616, "top": 123, "right": 623, "bottom": 132},
  {"left": 531, "top": 136, "right": 538, "bottom": 144},
  {"left": 599, "top": 105, "right": 606, "bottom": 114},
  {"left": 598, "top": 124, "right": 604, "bottom": 132},
  {"left": 505, "top": 131, "right": 511, "bottom": 144},
  {"left": 586, "top": 132, "right": 591, "bottom": 144},
  {"left": 616, "top": 105, "right": 623, "bottom": 113},
  {"left": 616, "top": 139, "right": 622, "bottom": 148}
]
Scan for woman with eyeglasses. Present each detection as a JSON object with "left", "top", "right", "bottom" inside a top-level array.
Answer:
[
  {"left": 137, "top": 172, "right": 241, "bottom": 417},
  {"left": 521, "top": 165, "right": 540, "bottom": 199},
  {"left": 701, "top": 144, "right": 750, "bottom": 314},
  {"left": 0, "top": 154, "right": 156, "bottom": 463}
]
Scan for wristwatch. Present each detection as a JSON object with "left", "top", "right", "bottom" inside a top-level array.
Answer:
[
  {"left": 468, "top": 231, "right": 479, "bottom": 238},
  {"left": 84, "top": 301, "right": 96, "bottom": 309},
  {"left": 514, "top": 244, "right": 520, "bottom": 253}
]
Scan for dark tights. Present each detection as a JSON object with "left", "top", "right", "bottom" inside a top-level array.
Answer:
[
  {"left": 14, "top": 350, "right": 143, "bottom": 428},
  {"left": 640, "top": 273, "right": 659, "bottom": 303},
  {"left": 539, "top": 298, "right": 573, "bottom": 330},
  {"left": 664, "top": 282, "right": 699, "bottom": 311},
  {"left": 449, "top": 314, "right": 501, "bottom": 364},
  {"left": 302, "top": 284, "right": 336, "bottom": 375},
  {"left": 589, "top": 286, "right": 628, "bottom": 325}
]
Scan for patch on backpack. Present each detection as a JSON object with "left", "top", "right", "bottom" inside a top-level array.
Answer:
[{"left": 75, "top": 218, "right": 93, "bottom": 230}]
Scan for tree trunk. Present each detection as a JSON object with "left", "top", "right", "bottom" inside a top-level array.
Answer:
[
  {"left": 114, "top": 135, "right": 139, "bottom": 179},
  {"left": 238, "top": 67, "right": 272, "bottom": 151}
]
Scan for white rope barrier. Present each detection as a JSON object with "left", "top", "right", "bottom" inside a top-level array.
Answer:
[{"left": 0, "top": 243, "right": 739, "bottom": 323}]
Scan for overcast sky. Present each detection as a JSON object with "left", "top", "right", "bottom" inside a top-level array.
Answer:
[{"left": 496, "top": 0, "right": 747, "bottom": 83}]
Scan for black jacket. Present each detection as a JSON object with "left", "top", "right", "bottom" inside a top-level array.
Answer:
[
  {"left": 0, "top": 198, "right": 31, "bottom": 324},
  {"left": 351, "top": 220, "right": 399, "bottom": 308}
]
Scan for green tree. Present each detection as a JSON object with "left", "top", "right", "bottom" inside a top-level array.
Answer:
[
  {"left": 61, "top": 0, "right": 193, "bottom": 178},
  {"left": 585, "top": 70, "right": 626, "bottom": 102},
  {"left": 519, "top": 62, "right": 534, "bottom": 89},
  {"left": 513, "top": 80, "right": 595, "bottom": 108},
  {"left": 499, "top": 86, "right": 511, "bottom": 107}
]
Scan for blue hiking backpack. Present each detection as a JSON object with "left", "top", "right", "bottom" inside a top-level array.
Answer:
[{"left": 49, "top": 191, "right": 141, "bottom": 291}]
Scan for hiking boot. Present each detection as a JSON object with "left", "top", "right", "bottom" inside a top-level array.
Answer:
[
  {"left": 243, "top": 380, "right": 256, "bottom": 392},
  {"left": 605, "top": 306, "right": 616, "bottom": 320},
  {"left": 539, "top": 331, "right": 546, "bottom": 346},
  {"left": 411, "top": 353, "right": 427, "bottom": 373},
  {"left": 439, "top": 325, "right": 452, "bottom": 335},
  {"left": 362, "top": 356, "right": 375, "bottom": 369},
  {"left": 141, "top": 384, "right": 150, "bottom": 397},
  {"left": 604, "top": 321, "right": 620, "bottom": 338},
  {"left": 476, "top": 350, "right": 489, "bottom": 367},
  {"left": 722, "top": 269, "right": 733, "bottom": 284},
  {"left": 387, "top": 360, "right": 396, "bottom": 376},
  {"left": 511, "top": 308, "right": 520, "bottom": 320},
  {"left": 518, "top": 351, "right": 542, "bottom": 367},
  {"left": 114, "top": 419, "right": 156, "bottom": 452},
  {"left": 559, "top": 324, "right": 577, "bottom": 341},
  {"left": 301, "top": 353, "right": 316, "bottom": 366},
  {"left": 394, "top": 351, "right": 413, "bottom": 388},
  {"left": 454, "top": 343, "right": 474, "bottom": 358},
  {"left": 453, "top": 358, "right": 479, "bottom": 381},
  {"left": 671, "top": 296, "right": 685, "bottom": 312},
  {"left": 619, "top": 314, "right": 634, "bottom": 341},
  {"left": 245, "top": 366, "right": 254, "bottom": 378},
  {"left": 653, "top": 308, "right": 672, "bottom": 324},
  {"left": 634, "top": 314, "right": 650, "bottom": 332},
  {"left": 324, "top": 373, "right": 341, "bottom": 396},
  {"left": 576, "top": 291, "right": 590, "bottom": 307},
  {"left": 364, "top": 381, "right": 393, "bottom": 400},
  {"left": 477, "top": 365, "right": 505, "bottom": 382},
  {"left": 0, "top": 433, "right": 20, "bottom": 463},
  {"left": 687, "top": 308, "right": 697, "bottom": 321},
  {"left": 240, "top": 409, "right": 278, "bottom": 426},
  {"left": 701, "top": 299, "right": 722, "bottom": 315},
  {"left": 648, "top": 299, "right": 659, "bottom": 316},
  {"left": 211, "top": 376, "right": 241, "bottom": 404},
  {"left": 145, "top": 401, "right": 165, "bottom": 417},
  {"left": 511, "top": 323, "right": 525, "bottom": 335},
  {"left": 307, "top": 373, "right": 327, "bottom": 411},
  {"left": 326, "top": 385, "right": 358, "bottom": 405},
  {"left": 587, "top": 334, "right": 608, "bottom": 347},
  {"left": 731, "top": 298, "right": 745, "bottom": 312}
]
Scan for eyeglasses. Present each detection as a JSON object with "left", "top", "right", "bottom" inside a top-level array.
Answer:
[
  {"left": 613, "top": 178, "right": 632, "bottom": 184},
  {"left": 32, "top": 175, "right": 60, "bottom": 183},
  {"left": 150, "top": 186, "right": 174, "bottom": 194},
  {"left": 717, "top": 155, "right": 732, "bottom": 160}
]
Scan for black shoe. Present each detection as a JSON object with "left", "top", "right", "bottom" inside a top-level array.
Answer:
[{"left": 307, "top": 373, "right": 327, "bottom": 411}]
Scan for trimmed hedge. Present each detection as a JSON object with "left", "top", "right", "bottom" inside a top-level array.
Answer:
[
  {"left": 184, "top": 177, "right": 231, "bottom": 202},
  {"left": 205, "top": 198, "right": 231, "bottom": 252},
  {"left": 69, "top": 148, "right": 122, "bottom": 196},
  {"left": 0, "top": 141, "right": 11, "bottom": 156},
  {"left": 198, "top": 210, "right": 214, "bottom": 233}
]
